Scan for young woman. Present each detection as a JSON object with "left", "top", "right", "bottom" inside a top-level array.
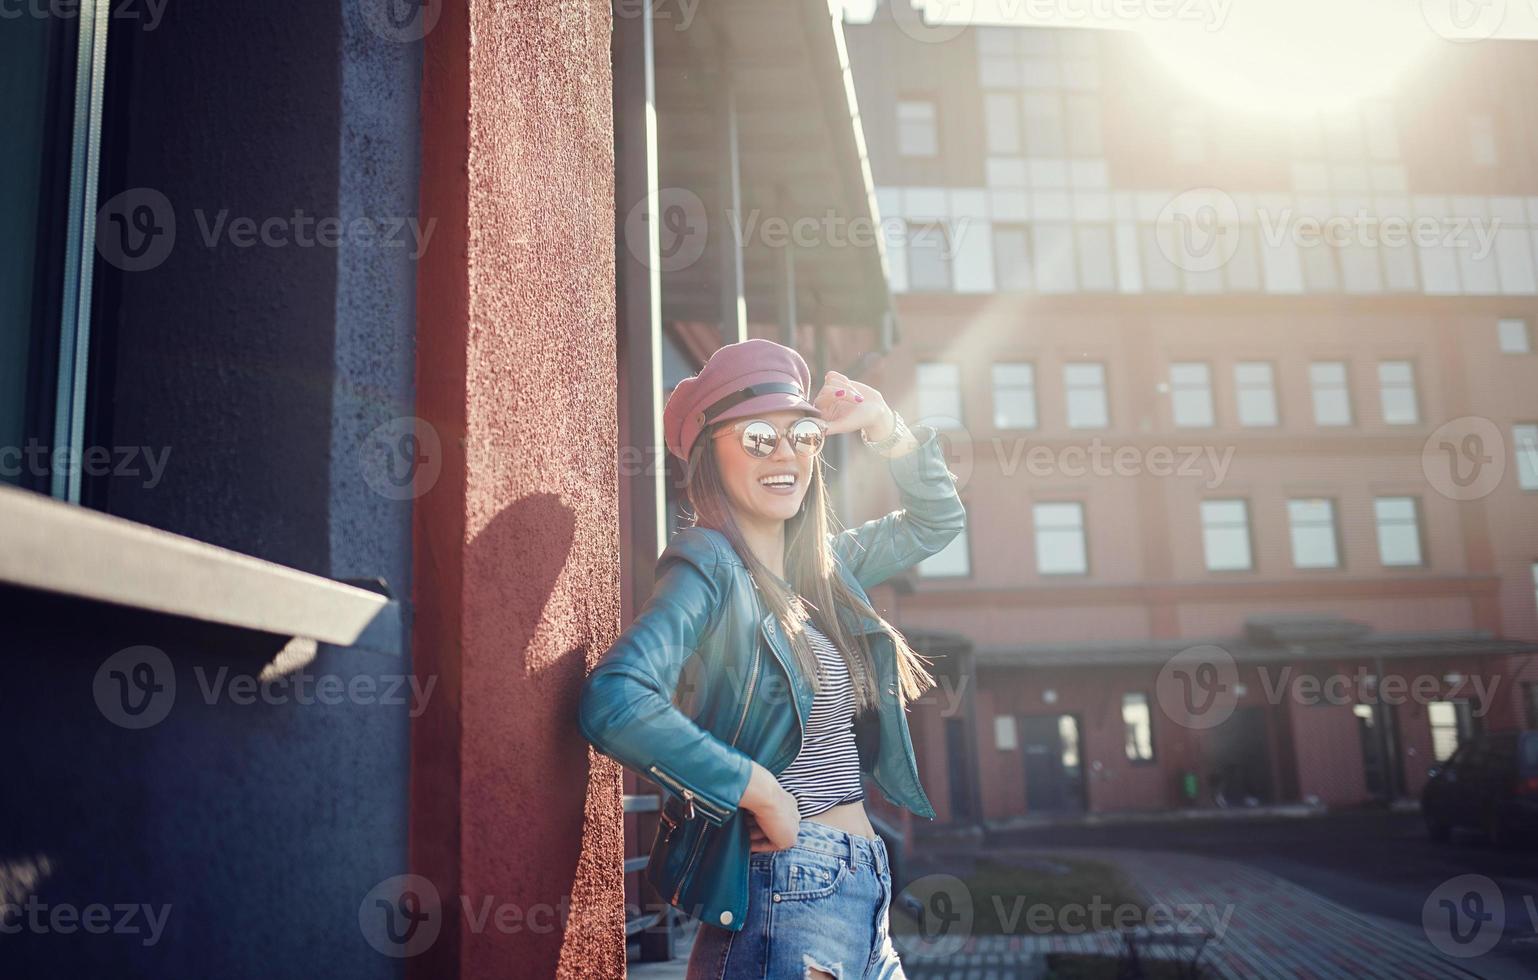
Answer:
[{"left": 578, "top": 338, "right": 966, "bottom": 979}]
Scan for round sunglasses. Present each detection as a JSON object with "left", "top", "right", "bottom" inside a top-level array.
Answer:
[{"left": 713, "top": 416, "right": 829, "bottom": 459}]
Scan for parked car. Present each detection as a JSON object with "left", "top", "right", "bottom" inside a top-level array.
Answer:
[{"left": 1422, "top": 731, "right": 1538, "bottom": 847}]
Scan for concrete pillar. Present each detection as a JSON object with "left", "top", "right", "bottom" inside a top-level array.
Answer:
[{"left": 413, "top": 1, "right": 621, "bottom": 977}]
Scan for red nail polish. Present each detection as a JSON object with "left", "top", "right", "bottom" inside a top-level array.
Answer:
[
  {"left": 854, "top": 394, "right": 864, "bottom": 402},
  {"left": 835, "top": 389, "right": 845, "bottom": 397}
]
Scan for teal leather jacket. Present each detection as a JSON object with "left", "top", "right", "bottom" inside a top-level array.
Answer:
[{"left": 577, "top": 424, "right": 966, "bottom": 932}]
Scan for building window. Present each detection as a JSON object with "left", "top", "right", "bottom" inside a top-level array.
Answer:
[
  {"left": 1309, "top": 361, "right": 1353, "bottom": 426},
  {"left": 1374, "top": 496, "right": 1423, "bottom": 566},
  {"left": 994, "top": 714, "right": 1018, "bottom": 750},
  {"left": 897, "top": 99, "right": 938, "bottom": 157},
  {"left": 1515, "top": 424, "right": 1538, "bottom": 490},
  {"left": 1200, "top": 499, "right": 1253, "bottom": 571},
  {"left": 906, "top": 222, "right": 952, "bottom": 292},
  {"left": 1377, "top": 360, "right": 1419, "bottom": 425},
  {"left": 1122, "top": 692, "right": 1155, "bottom": 763},
  {"left": 1428, "top": 700, "right": 1471, "bottom": 762},
  {"left": 1234, "top": 361, "right": 1279, "bottom": 427},
  {"left": 1468, "top": 114, "right": 1498, "bottom": 167},
  {"left": 1288, "top": 498, "right": 1340, "bottom": 569},
  {"left": 992, "top": 363, "right": 1037, "bottom": 429},
  {"left": 984, "top": 91, "right": 1021, "bottom": 154},
  {"left": 916, "top": 361, "right": 963, "bottom": 428},
  {"left": 1498, "top": 318, "right": 1531, "bottom": 353},
  {"left": 993, "top": 224, "right": 1032, "bottom": 291},
  {"left": 1064, "top": 362, "right": 1109, "bottom": 429},
  {"left": 1170, "top": 362, "right": 1215, "bottom": 427},
  {"left": 1034, "top": 501, "right": 1088, "bottom": 575},
  {"left": 918, "top": 527, "right": 970, "bottom": 578},
  {"left": 1021, "top": 91, "right": 1065, "bottom": 157}
]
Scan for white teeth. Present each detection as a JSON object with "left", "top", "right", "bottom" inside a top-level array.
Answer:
[{"left": 759, "top": 475, "right": 796, "bottom": 487}]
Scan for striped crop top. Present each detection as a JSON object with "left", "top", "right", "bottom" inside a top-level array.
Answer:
[{"left": 776, "top": 615, "right": 866, "bottom": 819}]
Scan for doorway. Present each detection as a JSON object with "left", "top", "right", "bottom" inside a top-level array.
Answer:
[{"left": 1019, "top": 713, "right": 1086, "bottom": 814}]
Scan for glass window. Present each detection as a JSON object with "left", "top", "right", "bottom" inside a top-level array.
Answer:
[
  {"left": 1235, "top": 361, "right": 1279, "bottom": 426},
  {"left": 1122, "top": 693, "right": 1155, "bottom": 762},
  {"left": 984, "top": 92, "right": 1021, "bottom": 155},
  {"left": 1309, "top": 361, "right": 1352, "bottom": 426},
  {"left": 1075, "top": 225, "right": 1115, "bottom": 292},
  {"left": 1201, "top": 499, "right": 1252, "bottom": 571},
  {"left": 918, "top": 528, "right": 970, "bottom": 578},
  {"left": 1021, "top": 91, "right": 1065, "bottom": 157},
  {"left": 1033, "top": 223, "right": 1077, "bottom": 293},
  {"left": 2, "top": 14, "right": 79, "bottom": 494},
  {"left": 1170, "top": 362, "right": 1215, "bottom": 428},
  {"left": 1374, "top": 496, "right": 1423, "bottom": 566},
  {"left": 1288, "top": 499, "right": 1340, "bottom": 569},
  {"left": 1498, "top": 318, "right": 1531, "bottom": 354},
  {"left": 1428, "top": 701, "right": 1467, "bottom": 762},
  {"left": 1515, "top": 424, "right": 1538, "bottom": 490},
  {"left": 992, "top": 363, "right": 1037, "bottom": 429},
  {"left": 1034, "top": 502, "right": 1087, "bottom": 575},
  {"left": 1377, "top": 360, "right": 1418, "bottom": 425},
  {"left": 906, "top": 222, "right": 952, "bottom": 291},
  {"left": 993, "top": 224, "right": 1032, "bottom": 291},
  {"left": 993, "top": 714, "right": 1017, "bottom": 750},
  {"left": 1065, "top": 94, "right": 1103, "bottom": 156},
  {"left": 1064, "top": 362, "right": 1108, "bottom": 429},
  {"left": 917, "top": 361, "right": 963, "bottom": 428},
  {"left": 897, "top": 99, "right": 938, "bottom": 157}
]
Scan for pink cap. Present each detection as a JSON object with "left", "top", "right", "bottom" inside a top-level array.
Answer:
[{"left": 663, "top": 338, "right": 823, "bottom": 462}]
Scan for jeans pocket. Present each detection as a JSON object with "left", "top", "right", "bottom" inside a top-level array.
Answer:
[{"left": 775, "top": 847, "right": 851, "bottom": 901}]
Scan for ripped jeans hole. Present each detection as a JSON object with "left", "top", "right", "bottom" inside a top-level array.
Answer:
[{"left": 802, "top": 952, "right": 842, "bottom": 979}]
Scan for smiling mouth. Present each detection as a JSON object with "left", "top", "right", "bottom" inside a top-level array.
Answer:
[{"left": 758, "top": 474, "right": 798, "bottom": 493}]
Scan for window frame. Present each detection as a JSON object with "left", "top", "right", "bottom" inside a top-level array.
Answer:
[
  {"left": 1373, "top": 495, "right": 1425, "bottom": 568},
  {"left": 1200, "top": 498, "right": 1254, "bottom": 572},
  {"left": 1286, "top": 497, "right": 1342, "bottom": 570},
  {"left": 1033, "top": 500, "right": 1089, "bottom": 576}
]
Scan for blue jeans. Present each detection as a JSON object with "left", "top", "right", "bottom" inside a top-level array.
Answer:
[{"left": 685, "top": 819, "right": 907, "bottom": 979}]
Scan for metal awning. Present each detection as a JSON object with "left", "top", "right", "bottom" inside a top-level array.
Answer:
[{"left": 653, "top": 0, "right": 896, "bottom": 336}]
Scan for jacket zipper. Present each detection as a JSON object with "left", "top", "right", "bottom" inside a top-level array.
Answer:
[{"left": 665, "top": 617, "right": 762, "bottom": 907}]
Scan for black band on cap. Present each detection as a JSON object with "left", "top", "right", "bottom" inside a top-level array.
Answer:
[{"left": 697, "top": 382, "right": 804, "bottom": 425}]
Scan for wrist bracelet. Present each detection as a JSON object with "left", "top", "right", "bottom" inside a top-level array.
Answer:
[{"left": 861, "top": 409, "right": 911, "bottom": 455}]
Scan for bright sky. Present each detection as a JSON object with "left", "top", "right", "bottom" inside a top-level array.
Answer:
[{"left": 842, "top": 0, "right": 1538, "bottom": 117}]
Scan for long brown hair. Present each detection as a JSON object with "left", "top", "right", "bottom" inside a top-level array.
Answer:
[{"left": 683, "top": 419, "right": 937, "bottom": 712}]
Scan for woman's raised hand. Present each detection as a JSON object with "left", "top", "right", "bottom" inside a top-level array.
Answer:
[{"left": 811, "top": 370, "right": 896, "bottom": 441}]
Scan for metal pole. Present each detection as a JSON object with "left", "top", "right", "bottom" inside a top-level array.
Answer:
[{"left": 718, "top": 75, "right": 746, "bottom": 346}]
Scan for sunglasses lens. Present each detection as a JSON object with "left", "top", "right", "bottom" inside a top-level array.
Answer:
[
  {"left": 790, "top": 419, "right": 826, "bottom": 456},
  {"left": 740, "top": 420, "right": 778, "bottom": 458}
]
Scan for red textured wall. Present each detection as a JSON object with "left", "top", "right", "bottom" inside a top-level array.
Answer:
[{"left": 412, "top": 1, "right": 620, "bottom": 978}]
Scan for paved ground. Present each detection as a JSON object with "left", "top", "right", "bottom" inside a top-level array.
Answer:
[
  {"left": 627, "top": 810, "right": 1538, "bottom": 978},
  {"left": 985, "top": 809, "right": 1538, "bottom": 977}
]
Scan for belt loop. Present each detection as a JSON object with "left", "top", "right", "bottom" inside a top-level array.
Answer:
[{"left": 846, "top": 828, "right": 857, "bottom": 871}]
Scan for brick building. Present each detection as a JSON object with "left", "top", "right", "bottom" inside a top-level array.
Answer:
[{"left": 844, "top": 4, "right": 1538, "bottom": 824}]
